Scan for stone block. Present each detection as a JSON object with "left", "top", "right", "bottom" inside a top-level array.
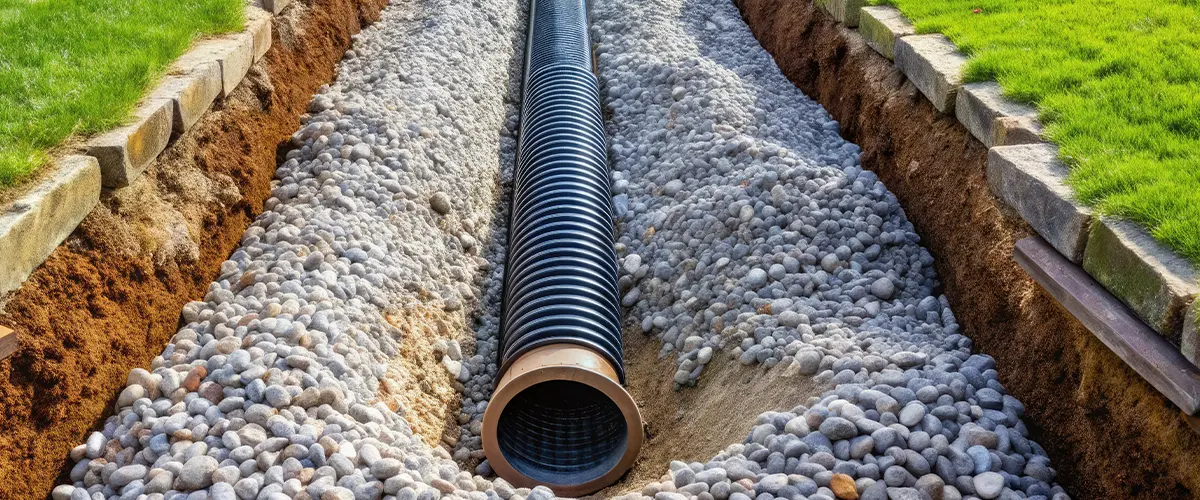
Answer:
[
  {"left": 246, "top": 6, "right": 273, "bottom": 62},
  {"left": 993, "top": 115, "right": 1044, "bottom": 146},
  {"left": 825, "top": 0, "right": 867, "bottom": 27},
  {"left": 955, "top": 82, "right": 1038, "bottom": 147},
  {"left": 1083, "top": 218, "right": 1200, "bottom": 342},
  {"left": 987, "top": 144, "right": 1092, "bottom": 262},
  {"left": 152, "top": 60, "right": 222, "bottom": 134},
  {"left": 858, "top": 6, "right": 915, "bottom": 61},
  {"left": 0, "top": 156, "right": 100, "bottom": 295},
  {"left": 894, "top": 34, "right": 967, "bottom": 113},
  {"left": 176, "top": 34, "right": 255, "bottom": 99},
  {"left": 260, "top": 0, "right": 292, "bottom": 15},
  {"left": 87, "top": 98, "right": 173, "bottom": 188},
  {"left": 1183, "top": 301, "right": 1200, "bottom": 366}
]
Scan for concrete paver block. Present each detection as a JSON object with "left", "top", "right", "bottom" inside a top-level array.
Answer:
[
  {"left": 858, "top": 6, "right": 915, "bottom": 61},
  {"left": 1084, "top": 218, "right": 1200, "bottom": 342},
  {"left": 246, "top": 6, "right": 273, "bottom": 62},
  {"left": 825, "top": 0, "right": 867, "bottom": 27},
  {"left": 152, "top": 61, "right": 223, "bottom": 134},
  {"left": 988, "top": 144, "right": 1092, "bottom": 262},
  {"left": 0, "top": 326, "right": 14, "bottom": 362},
  {"left": 260, "top": 0, "right": 292, "bottom": 15},
  {"left": 0, "top": 156, "right": 100, "bottom": 295},
  {"left": 176, "top": 34, "right": 255, "bottom": 99},
  {"left": 956, "top": 82, "right": 1038, "bottom": 147},
  {"left": 894, "top": 34, "right": 967, "bottom": 113},
  {"left": 993, "top": 115, "right": 1044, "bottom": 146},
  {"left": 1183, "top": 301, "right": 1200, "bottom": 366},
  {"left": 87, "top": 98, "right": 174, "bottom": 188}
]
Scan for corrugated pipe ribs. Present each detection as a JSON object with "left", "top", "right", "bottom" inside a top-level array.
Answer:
[{"left": 480, "top": 0, "right": 643, "bottom": 494}]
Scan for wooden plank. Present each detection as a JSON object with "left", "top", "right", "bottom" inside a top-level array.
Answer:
[
  {"left": 1014, "top": 236, "right": 1200, "bottom": 414},
  {"left": 0, "top": 326, "right": 15, "bottom": 362},
  {"left": 1186, "top": 412, "right": 1200, "bottom": 435}
]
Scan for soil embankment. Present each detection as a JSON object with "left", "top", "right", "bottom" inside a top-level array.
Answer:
[
  {"left": 0, "top": 0, "right": 388, "bottom": 496},
  {"left": 732, "top": 0, "right": 1200, "bottom": 497}
]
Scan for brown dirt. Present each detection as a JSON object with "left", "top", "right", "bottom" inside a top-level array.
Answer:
[
  {"left": 731, "top": 1, "right": 1200, "bottom": 498},
  {"left": 589, "top": 328, "right": 826, "bottom": 498},
  {"left": 0, "top": 0, "right": 388, "bottom": 497},
  {"left": 382, "top": 303, "right": 475, "bottom": 452}
]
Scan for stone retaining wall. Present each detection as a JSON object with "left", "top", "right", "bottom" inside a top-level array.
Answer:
[
  {"left": 0, "top": 0, "right": 293, "bottom": 303},
  {"left": 820, "top": 1, "right": 1200, "bottom": 416}
]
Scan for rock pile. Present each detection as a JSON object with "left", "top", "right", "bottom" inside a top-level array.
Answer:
[{"left": 585, "top": 0, "right": 1071, "bottom": 497}]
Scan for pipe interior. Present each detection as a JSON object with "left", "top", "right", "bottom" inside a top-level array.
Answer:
[{"left": 495, "top": 380, "right": 628, "bottom": 485}]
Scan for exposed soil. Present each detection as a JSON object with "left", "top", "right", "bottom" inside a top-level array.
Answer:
[
  {"left": 731, "top": 1, "right": 1200, "bottom": 498},
  {"left": 383, "top": 303, "right": 475, "bottom": 452},
  {"left": 590, "top": 327, "right": 825, "bottom": 498},
  {"left": 0, "top": 0, "right": 388, "bottom": 496}
]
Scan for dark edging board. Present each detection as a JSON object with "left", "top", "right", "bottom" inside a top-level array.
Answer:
[{"left": 1015, "top": 236, "right": 1200, "bottom": 416}]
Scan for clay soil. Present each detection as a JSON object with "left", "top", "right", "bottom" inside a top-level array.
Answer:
[
  {"left": 0, "top": 0, "right": 388, "bottom": 496},
  {"left": 589, "top": 328, "right": 825, "bottom": 498},
  {"left": 731, "top": 0, "right": 1200, "bottom": 497}
]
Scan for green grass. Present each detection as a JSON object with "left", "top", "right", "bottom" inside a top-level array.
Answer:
[
  {"left": 0, "top": 0, "right": 243, "bottom": 186},
  {"left": 875, "top": 0, "right": 1200, "bottom": 264}
]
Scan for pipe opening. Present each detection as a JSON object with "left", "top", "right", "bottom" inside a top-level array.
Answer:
[
  {"left": 482, "top": 345, "right": 642, "bottom": 495},
  {"left": 495, "top": 380, "right": 628, "bottom": 485}
]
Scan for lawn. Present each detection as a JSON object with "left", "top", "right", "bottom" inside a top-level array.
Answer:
[
  {"left": 876, "top": 0, "right": 1200, "bottom": 264},
  {"left": 0, "top": 0, "right": 244, "bottom": 187}
]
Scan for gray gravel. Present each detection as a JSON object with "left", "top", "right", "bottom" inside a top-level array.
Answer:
[
  {"left": 53, "top": 0, "right": 528, "bottom": 498},
  {"left": 586, "top": 0, "right": 1070, "bottom": 497},
  {"left": 52, "top": 0, "right": 1072, "bottom": 498},
  {"left": 596, "top": 0, "right": 953, "bottom": 389}
]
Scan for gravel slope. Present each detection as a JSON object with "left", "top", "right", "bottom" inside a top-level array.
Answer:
[
  {"left": 588, "top": 0, "right": 1070, "bottom": 498},
  {"left": 52, "top": 0, "right": 526, "bottom": 497},
  {"left": 49, "top": 0, "right": 1071, "bottom": 498}
]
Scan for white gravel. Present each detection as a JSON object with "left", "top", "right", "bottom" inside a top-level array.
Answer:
[
  {"left": 53, "top": 0, "right": 1072, "bottom": 498},
  {"left": 54, "top": 0, "right": 527, "bottom": 498},
  {"left": 585, "top": 0, "right": 1070, "bottom": 497},
  {"left": 597, "top": 0, "right": 952, "bottom": 388}
]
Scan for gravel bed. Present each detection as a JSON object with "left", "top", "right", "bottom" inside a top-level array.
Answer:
[
  {"left": 51, "top": 0, "right": 1071, "bottom": 498},
  {"left": 52, "top": 0, "right": 527, "bottom": 498},
  {"left": 586, "top": 0, "right": 1071, "bottom": 498},
  {"left": 597, "top": 2, "right": 948, "bottom": 389}
]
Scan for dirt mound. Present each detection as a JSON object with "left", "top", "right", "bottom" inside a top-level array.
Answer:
[
  {"left": 590, "top": 328, "right": 825, "bottom": 498},
  {"left": 0, "top": 0, "right": 388, "bottom": 497},
  {"left": 731, "top": 0, "right": 1200, "bottom": 497}
]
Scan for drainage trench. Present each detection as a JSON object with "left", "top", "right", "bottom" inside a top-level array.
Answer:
[{"left": 39, "top": 0, "right": 1093, "bottom": 498}]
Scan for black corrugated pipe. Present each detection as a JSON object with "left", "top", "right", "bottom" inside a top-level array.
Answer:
[{"left": 481, "top": 0, "right": 642, "bottom": 495}]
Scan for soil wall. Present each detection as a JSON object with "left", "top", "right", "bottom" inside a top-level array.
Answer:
[
  {"left": 732, "top": 0, "right": 1200, "bottom": 497},
  {"left": 0, "top": 0, "right": 388, "bottom": 496}
]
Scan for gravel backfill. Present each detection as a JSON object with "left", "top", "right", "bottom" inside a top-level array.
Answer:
[
  {"left": 52, "top": 0, "right": 526, "bottom": 498},
  {"left": 587, "top": 0, "right": 1070, "bottom": 497},
  {"left": 51, "top": 0, "right": 1071, "bottom": 499}
]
